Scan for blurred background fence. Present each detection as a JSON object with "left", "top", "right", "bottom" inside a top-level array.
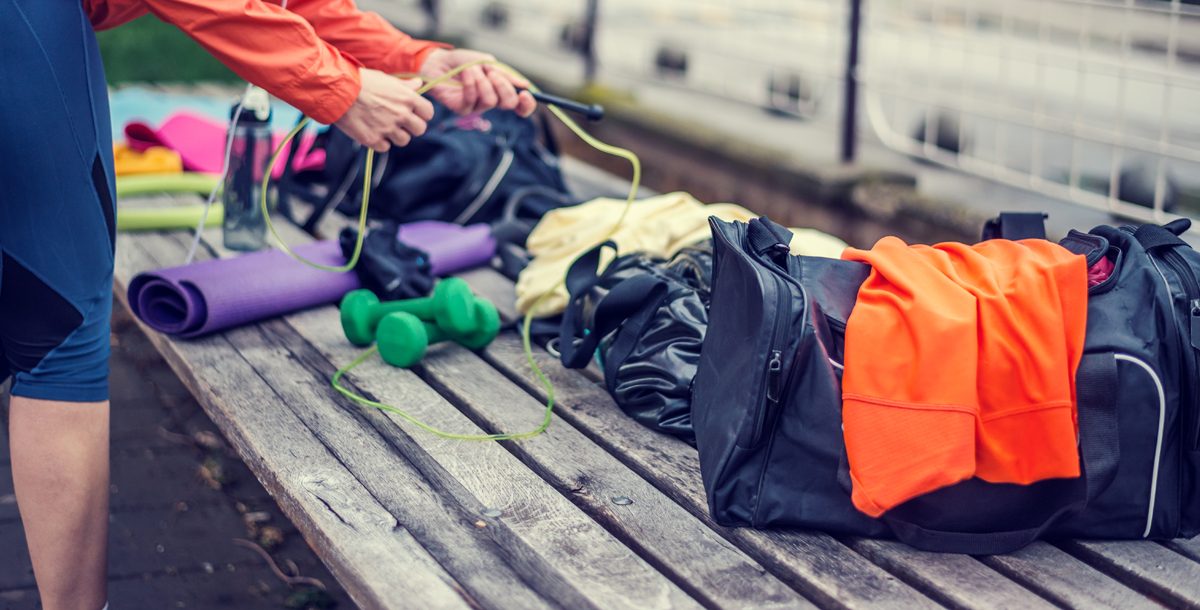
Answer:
[
  {"left": 104, "top": 0, "right": 1200, "bottom": 223},
  {"left": 361, "top": 0, "right": 1200, "bottom": 222}
]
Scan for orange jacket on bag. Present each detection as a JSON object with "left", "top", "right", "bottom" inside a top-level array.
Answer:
[
  {"left": 840, "top": 238, "right": 1088, "bottom": 517},
  {"left": 83, "top": 0, "right": 449, "bottom": 124}
]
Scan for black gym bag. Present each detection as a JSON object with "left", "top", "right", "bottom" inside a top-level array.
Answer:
[
  {"left": 692, "top": 215, "right": 1200, "bottom": 553},
  {"left": 557, "top": 241, "right": 713, "bottom": 444},
  {"left": 292, "top": 99, "right": 574, "bottom": 233}
]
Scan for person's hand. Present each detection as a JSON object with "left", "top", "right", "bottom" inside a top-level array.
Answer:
[
  {"left": 419, "top": 49, "right": 537, "bottom": 117},
  {"left": 335, "top": 68, "right": 435, "bottom": 153}
]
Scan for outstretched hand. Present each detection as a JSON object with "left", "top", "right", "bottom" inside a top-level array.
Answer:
[
  {"left": 336, "top": 69, "right": 435, "bottom": 153},
  {"left": 419, "top": 49, "right": 537, "bottom": 117}
]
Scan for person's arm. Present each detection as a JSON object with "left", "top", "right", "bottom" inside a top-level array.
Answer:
[
  {"left": 284, "top": 0, "right": 533, "bottom": 117},
  {"left": 86, "top": 0, "right": 434, "bottom": 150},
  {"left": 132, "top": 0, "right": 363, "bottom": 124},
  {"left": 283, "top": 0, "right": 449, "bottom": 76}
]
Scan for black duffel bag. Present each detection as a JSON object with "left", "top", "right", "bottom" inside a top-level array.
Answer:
[
  {"left": 692, "top": 215, "right": 1200, "bottom": 553},
  {"left": 295, "top": 99, "right": 573, "bottom": 232},
  {"left": 557, "top": 241, "right": 713, "bottom": 444}
]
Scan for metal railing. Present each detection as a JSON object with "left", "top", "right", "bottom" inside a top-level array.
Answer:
[
  {"left": 367, "top": 0, "right": 1200, "bottom": 223},
  {"left": 860, "top": 0, "right": 1200, "bottom": 222}
]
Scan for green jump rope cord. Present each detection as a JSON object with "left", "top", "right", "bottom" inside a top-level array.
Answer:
[{"left": 260, "top": 59, "right": 641, "bottom": 441}]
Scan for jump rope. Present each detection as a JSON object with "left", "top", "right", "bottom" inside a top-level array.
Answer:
[{"left": 239, "top": 59, "right": 642, "bottom": 441}]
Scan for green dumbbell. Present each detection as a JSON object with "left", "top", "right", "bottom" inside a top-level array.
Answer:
[
  {"left": 377, "top": 299, "right": 502, "bottom": 368},
  {"left": 340, "top": 278, "right": 477, "bottom": 346}
]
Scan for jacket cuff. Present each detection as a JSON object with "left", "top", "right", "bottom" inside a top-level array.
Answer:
[
  {"left": 382, "top": 39, "right": 453, "bottom": 75},
  {"left": 277, "top": 53, "right": 362, "bottom": 125}
]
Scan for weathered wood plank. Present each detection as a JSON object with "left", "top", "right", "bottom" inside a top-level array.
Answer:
[
  {"left": 113, "top": 232, "right": 473, "bottom": 610},
  {"left": 146, "top": 231, "right": 558, "bottom": 610},
  {"left": 1164, "top": 537, "right": 1200, "bottom": 564},
  {"left": 980, "top": 542, "right": 1161, "bottom": 609},
  {"left": 846, "top": 539, "right": 1055, "bottom": 610},
  {"left": 276, "top": 314, "right": 700, "bottom": 610},
  {"left": 290, "top": 306, "right": 815, "bottom": 609},
  {"left": 458, "top": 276, "right": 948, "bottom": 609},
  {"left": 1060, "top": 540, "right": 1200, "bottom": 608},
  {"left": 239, "top": 216, "right": 700, "bottom": 610}
]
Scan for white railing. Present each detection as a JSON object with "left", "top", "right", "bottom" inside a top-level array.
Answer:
[{"left": 861, "top": 0, "right": 1200, "bottom": 222}]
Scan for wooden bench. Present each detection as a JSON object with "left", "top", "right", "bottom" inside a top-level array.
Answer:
[{"left": 113, "top": 158, "right": 1200, "bottom": 609}]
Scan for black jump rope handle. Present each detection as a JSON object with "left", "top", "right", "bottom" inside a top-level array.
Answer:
[{"left": 529, "top": 91, "right": 605, "bottom": 122}]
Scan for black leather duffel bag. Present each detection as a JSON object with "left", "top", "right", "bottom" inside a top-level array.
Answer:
[{"left": 692, "top": 215, "right": 1200, "bottom": 553}]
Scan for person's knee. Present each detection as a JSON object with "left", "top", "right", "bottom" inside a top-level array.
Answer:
[{"left": 1, "top": 252, "right": 112, "bottom": 403}]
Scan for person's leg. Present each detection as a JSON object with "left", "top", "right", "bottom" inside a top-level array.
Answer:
[
  {"left": 9, "top": 397, "right": 109, "bottom": 610},
  {"left": 0, "top": 3, "right": 118, "bottom": 608}
]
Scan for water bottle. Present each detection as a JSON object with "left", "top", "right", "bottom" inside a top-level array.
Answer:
[{"left": 223, "top": 87, "right": 273, "bottom": 251}]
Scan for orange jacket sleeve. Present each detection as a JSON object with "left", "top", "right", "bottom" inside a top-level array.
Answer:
[
  {"left": 285, "top": 0, "right": 450, "bottom": 76},
  {"left": 86, "top": 0, "right": 447, "bottom": 124}
]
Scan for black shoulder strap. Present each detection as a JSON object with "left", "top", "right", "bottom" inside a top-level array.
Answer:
[
  {"left": 557, "top": 243, "right": 669, "bottom": 369},
  {"left": 981, "top": 212, "right": 1048, "bottom": 241}
]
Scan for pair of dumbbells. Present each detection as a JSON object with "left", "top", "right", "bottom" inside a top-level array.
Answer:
[{"left": 339, "top": 278, "right": 501, "bottom": 368}]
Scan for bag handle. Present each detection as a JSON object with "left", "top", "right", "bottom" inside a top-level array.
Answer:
[
  {"left": 981, "top": 212, "right": 1048, "bottom": 242},
  {"left": 558, "top": 243, "right": 669, "bottom": 368},
  {"left": 1134, "top": 220, "right": 1191, "bottom": 251},
  {"left": 880, "top": 352, "right": 1120, "bottom": 554},
  {"left": 747, "top": 217, "right": 794, "bottom": 261}
]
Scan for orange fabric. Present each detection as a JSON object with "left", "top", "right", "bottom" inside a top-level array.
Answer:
[
  {"left": 840, "top": 237, "right": 1088, "bottom": 517},
  {"left": 84, "top": 0, "right": 449, "bottom": 124}
]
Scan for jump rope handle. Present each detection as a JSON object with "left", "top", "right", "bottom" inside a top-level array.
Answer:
[{"left": 528, "top": 91, "right": 605, "bottom": 122}]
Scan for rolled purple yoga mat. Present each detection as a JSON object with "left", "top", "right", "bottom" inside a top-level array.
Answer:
[
  {"left": 397, "top": 221, "right": 496, "bottom": 276},
  {"left": 128, "top": 241, "right": 359, "bottom": 338}
]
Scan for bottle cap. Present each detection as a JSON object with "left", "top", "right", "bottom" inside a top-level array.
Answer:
[{"left": 232, "top": 86, "right": 272, "bottom": 123}]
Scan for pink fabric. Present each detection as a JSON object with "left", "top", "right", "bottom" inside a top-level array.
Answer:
[
  {"left": 123, "top": 111, "right": 323, "bottom": 177},
  {"left": 1088, "top": 256, "right": 1115, "bottom": 287}
]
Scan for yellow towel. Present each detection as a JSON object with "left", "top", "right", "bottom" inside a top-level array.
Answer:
[
  {"left": 113, "top": 143, "right": 183, "bottom": 177},
  {"left": 516, "top": 192, "right": 848, "bottom": 317}
]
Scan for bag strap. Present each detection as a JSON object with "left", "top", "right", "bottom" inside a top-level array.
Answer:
[
  {"left": 601, "top": 282, "right": 670, "bottom": 378},
  {"left": 981, "top": 212, "right": 1048, "bottom": 241},
  {"left": 558, "top": 243, "right": 669, "bottom": 368},
  {"left": 747, "top": 217, "right": 794, "bottom": 257},
  {"left": 881, "top": 352, "right": 1120, "bottom": 554},
  {"left": 1134, "top": 222, "right": 1190, "bottom": 251}
]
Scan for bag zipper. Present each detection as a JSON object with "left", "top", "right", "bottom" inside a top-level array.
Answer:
[
  {"left": 748, "top": 244, "right": 810, "bottom": 447},
  {"left": 1153, "top": 250, "right": 1200, "bottom": 449},
  {"left": 748, "top": 275, "right": 790, "bottom": 447}
]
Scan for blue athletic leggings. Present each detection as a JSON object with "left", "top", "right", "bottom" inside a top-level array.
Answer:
[{"left": 0, "top": 0, "right": 115, "bottom": 402}]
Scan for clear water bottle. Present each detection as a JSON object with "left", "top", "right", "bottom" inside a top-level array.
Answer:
[{"left": 223, "top": 87, "right": 273, "bottom": 251}]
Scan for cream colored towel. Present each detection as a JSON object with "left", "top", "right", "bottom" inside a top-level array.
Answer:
[{"left": 515, "top": 192, "right": 848, "bottom": 317}]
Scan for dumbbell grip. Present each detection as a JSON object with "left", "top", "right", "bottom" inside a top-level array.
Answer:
[{"left": 369, "top": 298, "right": 435, "bottom": 325}]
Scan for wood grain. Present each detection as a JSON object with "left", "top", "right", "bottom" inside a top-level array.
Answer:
[
  {"left": 255, "top": 219, "right": 700, "bottom": 609},
  {"left": 165, "top": 229, "right": 556, "bottom": 610},
  {"left": 282, "top": 307, "right": 701, "bottom": 610},
  {"left": 981, "top": 542, "right": 1161, "bottom": 609},
  {"left": 113, "top": 232, "right": 472, "bottom": 610},
  {"left": 462, "top": 275, "right": 949, "bottom": 610},
  {"left": 346, "top": 321, "right": 814, "bottom": 608},
  {"left": 1061, "top": 540, "right": 1200, "bottom": 609}
]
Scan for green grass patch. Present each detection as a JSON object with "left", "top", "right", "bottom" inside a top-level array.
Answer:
[{"left": 97, "top": 16, "right": 239, "bottom": 84}]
